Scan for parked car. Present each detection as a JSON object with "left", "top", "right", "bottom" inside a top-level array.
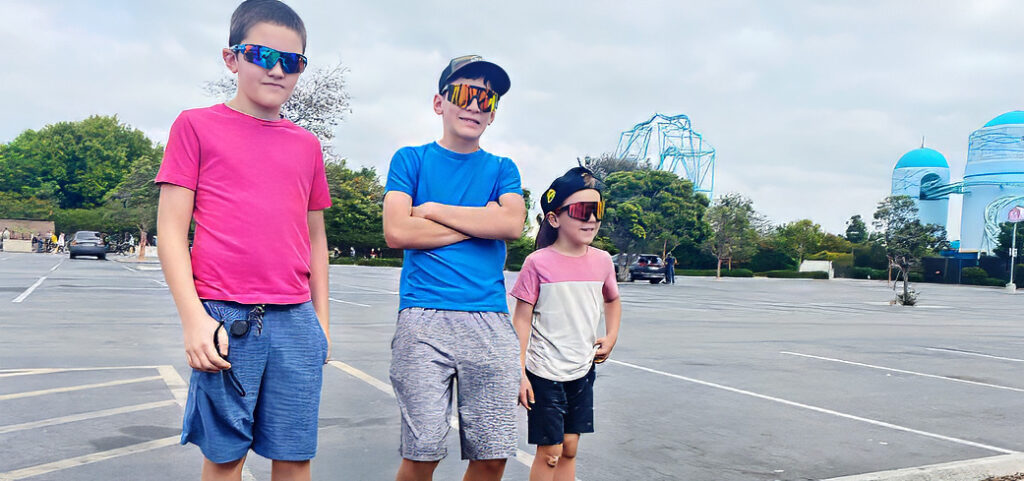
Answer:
[
  {"left": 629, "top": 254, "right": 665, "bottom": 284},
  {"left": 69, "top": 231, "right": 106, "bottom": 260},
  {"left": 611, "top": 253, "right": 666, "bottom": 284}
]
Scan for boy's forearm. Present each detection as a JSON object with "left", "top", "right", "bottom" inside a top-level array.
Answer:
[
  {"left": 511, "top": 300, "right": 534, "bottom": 370},
  {"left": 604, "top": 298, "right": 622, "bottom": 339},
  {"left": 386, "top": 216, "right": 469, "bottom": 250},
  {"left": 418, "top": 194, "right": 525, "bottom": 241},
  {"left": 159, "top": 236, "right": 205, "bottom": 324},
  {"left": 383, "top": 191, "right": 469, "bottom": 250},
  {"left": 308, "top": 220, "right": 330, "bottom": 337}
]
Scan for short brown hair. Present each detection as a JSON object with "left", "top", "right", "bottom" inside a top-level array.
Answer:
[{"left": 229, "top": 0, "right": 307, "bottom": 52}]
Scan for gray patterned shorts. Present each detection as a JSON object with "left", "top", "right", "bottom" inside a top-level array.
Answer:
[{"left": 389, "top": 308, "right": 520, "bottom": 461}]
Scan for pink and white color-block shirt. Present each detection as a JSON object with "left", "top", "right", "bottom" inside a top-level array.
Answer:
[{"left": 511, "top": 246, "right": 620, "bottom": 382}]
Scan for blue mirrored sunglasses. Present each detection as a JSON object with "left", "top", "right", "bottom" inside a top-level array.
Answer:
[{"left": 230, "top": 44, "right": 307, "bottom": 74}]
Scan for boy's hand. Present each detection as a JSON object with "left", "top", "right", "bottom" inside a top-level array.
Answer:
[
  {"left": 518, "top": 373, "right": 535, "bottom": 410},
  {"left": 594, "top": 335, "right": 617, "bottom": 364},
  {"left": 411, "top": 202, "right": 439, "bottom": 219},
  {"left": 183, "top": 314, "right": 231, "bottom": 373}
]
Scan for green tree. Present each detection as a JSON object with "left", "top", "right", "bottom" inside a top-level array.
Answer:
[
  {"left": 845, "top": 214, "right": 868, "bottom": 243},
  {"left": 818, "top": 233, "right": 854, "bottom": 253},
  {"left": 104, "top": 146, "right": 164, "bottom": 254},
  {"left": 0, "top": 116, "right": 157, "bottom": 209},
  {"left": 601, "top": 170, "right": 710, "bottom": 279},
  {"left": 322, "top": 161, "right": 385, "bottom": 253},
  {"left": 703, "top": 194, "right": 759, "bottom": 278},
  {"left": 773, "top": 219, "right": 825, "bottom": 265},
  {"left": 872, "top": 195, "right": 948, "bottom": 273},
  {"left": 995, "top": 221, "right": 1022, "bottom": 260},
  {"left": 0, "top": 192, "right": 56, "bottom": 219}
]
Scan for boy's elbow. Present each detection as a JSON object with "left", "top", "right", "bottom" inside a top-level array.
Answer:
[{"left": 384, "top": 227, "right": 408, "bottom": 249}]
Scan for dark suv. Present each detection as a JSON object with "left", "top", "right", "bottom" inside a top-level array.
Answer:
[
  {"left": 612, "top": 254, "right": 665, "bottom": 284},
  {"left": 69, "top": 231, "right": 106, "bottom": 260}
]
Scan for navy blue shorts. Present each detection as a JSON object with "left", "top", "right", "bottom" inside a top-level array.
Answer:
[
  {"left": 180, "top": 300, "right": 328, "bottom": 463},
  {"left": 526, "top": 365, "right": 595, "bottom": 446}
]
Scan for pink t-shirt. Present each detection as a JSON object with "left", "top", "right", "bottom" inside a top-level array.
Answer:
[
  {"left": 511, "top": 246, "right": 620, "bottom": 381},
  {"left": 155, "top": 104, "right": 332, "bottom": 304}
]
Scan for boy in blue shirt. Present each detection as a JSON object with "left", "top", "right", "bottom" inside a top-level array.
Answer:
[{"left": 383, "top": 55, "right": 526, "bottom": 481}]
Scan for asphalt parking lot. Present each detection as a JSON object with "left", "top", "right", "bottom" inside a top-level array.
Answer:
[{"left": 2, "top": 251, "right": 1024, "bottom": 480}]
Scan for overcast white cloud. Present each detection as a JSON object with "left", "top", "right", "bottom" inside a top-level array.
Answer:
[{"left": 3, "top": 0, "right": 1023, "bottom": 238}]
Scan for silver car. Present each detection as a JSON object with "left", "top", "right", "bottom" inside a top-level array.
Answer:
[{"left": 69, "top": 231, "right": 106, "bottom": 260}]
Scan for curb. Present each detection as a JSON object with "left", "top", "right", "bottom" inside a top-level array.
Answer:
[{"left": 822, "top": 454, "right": 1024, "bottom": 481}]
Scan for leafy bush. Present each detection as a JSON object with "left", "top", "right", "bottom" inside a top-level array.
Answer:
[
  {"left": 907, "top": 272, "right": 923, "bottom": 283},
  {"left": 851, "top": 267, "right": 888, "bottom": 279},
  {"left": 806, "top": 251, "right": 854, "bottom": 268},
  {"left": 961, "top": 267, "right": 989, "bottom": 285},
  {"left": 329, "top": 257, "right": 402, "bottom": 267},
  {"left": 979, "top": 277, "right": 1008, "bottom": 287},
  {"left": 677, "top": 268, "right": 753, "bottom": 277},
  {"left": 762, "top": 270, "right": 828, "bottom": 279},
  {"left": 506, "top": 264, "right": 523, "bottom": 272}
]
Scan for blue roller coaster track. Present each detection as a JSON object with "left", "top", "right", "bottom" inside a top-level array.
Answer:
[{"left": 614, "top": 113, "right": 716, "bottom": 198}]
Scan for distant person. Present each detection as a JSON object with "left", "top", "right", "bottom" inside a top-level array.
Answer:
[
  {"left": 1, "top": 227, "right": 9, "bottom": 250},
  {"left": 56, "top": 232, "right": 65, "bottom": 254},
  {"left": 665, "top": 253, "right": 676, "bottom": 284},
  {"left": 349, "top": 246, "right": 355, "bottom": 258},
  {"left": 155, "top": 1, "right": 331, "bottom": 479},
  {"left": 382, "top": 54, "right": 525, "bottom": 481},
  {"left": 511, "top": 166, "right": 621, "bottom": 481}
]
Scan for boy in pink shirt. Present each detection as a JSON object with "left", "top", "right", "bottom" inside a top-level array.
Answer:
[{"left": 155, "top": 1, "right": 330, "bottom": 480}]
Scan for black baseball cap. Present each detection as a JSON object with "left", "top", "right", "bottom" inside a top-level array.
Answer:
[
  {"left": 541, "top": 167, "right": 603, "bottom": 215},
  {"left": 438, "top": 55, "right": 511, "bottom": 96}
]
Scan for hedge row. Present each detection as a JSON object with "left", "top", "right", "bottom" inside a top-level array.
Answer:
[
  {"left": 329, "top": 257, "right": 402, "bottom": 267},
  {"left": 762, "top": 270, "right": 829, "bottom": 279},
  {"left": 677, "top": 269, "right": 754, "bottom": 278}
]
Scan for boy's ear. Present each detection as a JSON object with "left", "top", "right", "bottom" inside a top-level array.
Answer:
[
  {"left": 546, "top": 212, "right": 559, "bottom": 229},
  {"left": 222, "top": 48, "right": 240, "bottom": 74},
  {"left": 488, "top": 109, "right": 496, "bottom": 125},
  {"left": 433, "top": 94, "right": 444, "bottom": 115}
]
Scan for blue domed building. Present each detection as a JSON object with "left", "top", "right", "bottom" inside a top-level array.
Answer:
[
  {"left": 959, "top": 111, "right": 1024, "bottom": 253},
  {"left": 891, "top": 147, "right": 950, "bottom": 228}
]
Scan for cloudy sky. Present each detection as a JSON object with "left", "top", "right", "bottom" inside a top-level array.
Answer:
[{"left": 4, "top": 0, "right": 1023, "bottom": 238}]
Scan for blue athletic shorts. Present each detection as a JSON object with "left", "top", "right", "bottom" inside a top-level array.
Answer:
[
  {"left": 526, "top": 365, "right": 596, "bottom": 446},
  {"left": 180, "top": 300, "right": 328, "bottom": 463}
]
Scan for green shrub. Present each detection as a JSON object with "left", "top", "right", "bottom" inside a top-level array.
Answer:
[
  {"left": 979, "top": 277, "right": 1008, "bottom": 287},
  {"left": 1017, "top": 264, "right": 1024, "bottom": 288},
  {"left": 506, "top": 264, "right": 523, "bottom": 272},
  {"left": 329, "top": 257, "right": 402, "bottom": 267},
  {"left": 851, "top": 267, "right": 888, "bottom": 279},
  {"left": 961, "top": 267, "right": 989, "bottom": 285},
  {"left": 677, "top": 269, "right": 753, "bottom": 277},
  {"left": 806, "top": 251, "right": 854, "bottom": 268},
  {"left": 763, "top": 270, "right": 829, "bottom": 279},
  {"left": 907, "top": 272, "right": 923, "bottom": 283}
]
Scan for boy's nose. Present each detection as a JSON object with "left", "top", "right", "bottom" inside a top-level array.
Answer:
[{"left": 267, "top": 60, "right": 286, "bottom": 78}]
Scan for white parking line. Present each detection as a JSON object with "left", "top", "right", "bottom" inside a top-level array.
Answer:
[
  {"left": 343, "top": 285, "right": 398, "bottom": 295},
  {"left": 151, "top": 279, "right": 168, "bottom": 287},
  {"left": 0, "top": 400, "right": 177, "bottom": 435},
  {"left": 607, "top": 359, "right": 1016, "bottom": 455},
  {"left": 329, "top": 297, "right": 371, "bottom": 308},
  {"left": 0, "top": 435, "right": 180, "bottom": 480},
  {"left": 0, "top": 365, "right": 161, "bottom": 376},
  {"left": 118, "top": 263, "right": 136, "bottom": 272},
  {"left": 326, "top": 360, "right": 550, "bottom": 474},
  {"left": 49, "top": 260, "right": 63, "bottom": 272},
  {"left": 12, "top": 276, "right": 46, "bottom": 303},
  {"left": 157, "top": 366, "right": 188, "bottom": 407},
  {"left": 781, "top": 351, "right": 1024, "bottom": 393},
  {"left": 0, "top": 375, "right": 163, "bottom": 401},
  {"left": 926, "top": 347, "right": 1024, "bottom": 363}
]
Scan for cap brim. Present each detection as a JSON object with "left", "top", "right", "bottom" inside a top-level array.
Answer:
[{"left": 448, "top": 61, "right": 510, "bottom": 96}]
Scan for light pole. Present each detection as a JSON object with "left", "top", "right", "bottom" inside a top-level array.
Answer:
[{"left": 1008, "top": 206, "right": 1023, "bottom": 293}]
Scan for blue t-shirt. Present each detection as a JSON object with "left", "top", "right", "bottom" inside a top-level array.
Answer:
[{"left": 385, "top": 142, "right": 523, "bottom": 312}]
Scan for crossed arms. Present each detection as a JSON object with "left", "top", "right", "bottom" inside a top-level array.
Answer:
[{"left": 383, "top": 191, "right": 526, "bottom": 250}]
